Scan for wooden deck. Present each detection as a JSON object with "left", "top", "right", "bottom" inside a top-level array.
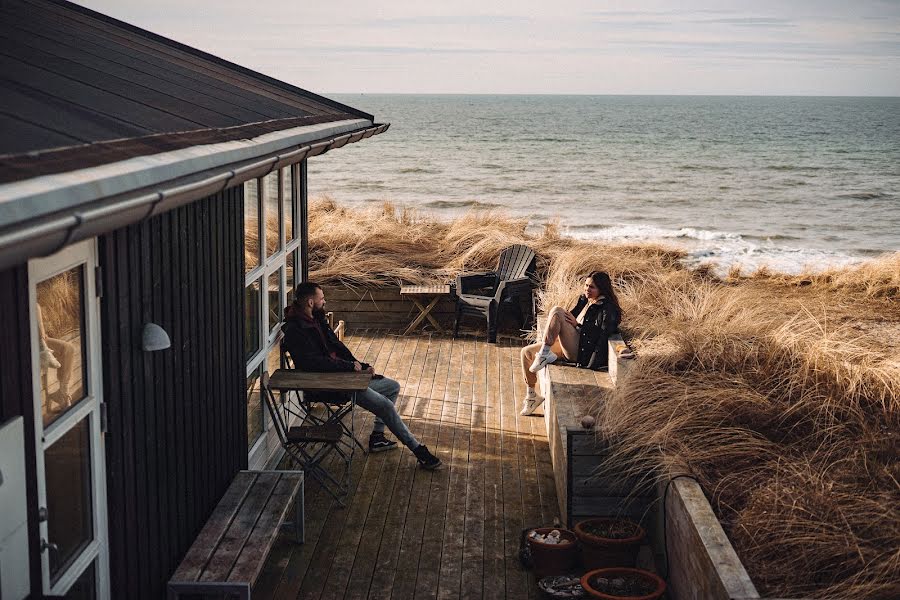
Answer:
[{"left": 254, "top": 329, "right": 560, "bottom": 600}]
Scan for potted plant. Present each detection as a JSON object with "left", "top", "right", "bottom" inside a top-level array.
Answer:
[
  {"left": 526, "top": 528, "right": 579, "bottom": 578},
  {"left": 574, "top": 518, "right": 645, "bottom": 569},
  {"left": 580, "top": 568, "right": 666, "bottom": 600}
]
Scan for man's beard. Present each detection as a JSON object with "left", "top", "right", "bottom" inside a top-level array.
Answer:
[{"left": 313, "top": 306, "right": 327, "bottom": 318}]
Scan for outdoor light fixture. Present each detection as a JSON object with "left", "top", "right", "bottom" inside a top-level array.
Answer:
[{"left": 141, "top": 322, "right": 171, "bottom": 352}]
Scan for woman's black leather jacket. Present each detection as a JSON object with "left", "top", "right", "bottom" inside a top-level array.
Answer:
[{"left": 570, "top": 296, "right": 621, "bottom": 370}]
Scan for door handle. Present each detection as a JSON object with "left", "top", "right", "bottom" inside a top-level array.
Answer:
[{"left": 40, "top": 538, "right": 59, "bottom": 554}]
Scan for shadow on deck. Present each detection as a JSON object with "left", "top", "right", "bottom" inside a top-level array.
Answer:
[{"left": 254, "top": 329, "right": 560, "bottom": 600}]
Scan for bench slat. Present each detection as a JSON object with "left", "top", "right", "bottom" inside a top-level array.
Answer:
[
  {"left": 200, "top": 472, "right": 281, "bottom": 582},
  {"left": 171, "top": 471, "right": 257, "bottom": 582},
  {"left": 227, "top": 473, "right": 302, "bottom": 584}
]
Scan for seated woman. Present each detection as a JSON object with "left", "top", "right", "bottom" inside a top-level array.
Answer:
[{"left": 519, "top": 271, "right": 621, "bottom": 416}]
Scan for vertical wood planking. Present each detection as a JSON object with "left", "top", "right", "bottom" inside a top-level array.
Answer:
[{"left": 100, "top": 189, "right": 244, "bottom": 599}]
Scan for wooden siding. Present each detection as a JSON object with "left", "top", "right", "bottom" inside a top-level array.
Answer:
[
  {"left": 99, "top": 187, "right": 246, "bottom": 600},
  {"left": 0, "top": 265, "right": 41, "bottom": 595}
]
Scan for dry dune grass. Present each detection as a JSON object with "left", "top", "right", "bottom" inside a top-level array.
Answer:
[
  {"left": 307, "top": 199, "right": 899, "bottom": 599},
  {"left": 307, "top": 196, "right": 684, "bottom": 291}
]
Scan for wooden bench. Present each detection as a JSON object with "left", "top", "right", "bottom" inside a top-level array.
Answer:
[{"left": 167, "top": 470, "right": 304, "bottom": 599}]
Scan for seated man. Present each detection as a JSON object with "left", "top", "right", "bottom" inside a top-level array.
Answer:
[{"left": 283, "top": 282, "right": 441, "bottom": 470}]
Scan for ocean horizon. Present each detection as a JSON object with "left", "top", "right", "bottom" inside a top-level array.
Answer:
[{"left": 309, "top": 94, "right": 899, "bottom": 274}]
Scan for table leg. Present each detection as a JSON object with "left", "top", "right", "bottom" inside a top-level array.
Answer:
[
  {"left": 404, "top": 296, "right": 443, "bottom": 335},
  {"left": 421, "top": 297, "right": 444, "bottom": 332}
]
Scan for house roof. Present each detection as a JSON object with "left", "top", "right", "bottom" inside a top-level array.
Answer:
[
  {"left": 0, "top": 0, "right": 378, "bottom": 182},
  {"left": 0, "top": 0, "right": 389, "bottom": 269}
]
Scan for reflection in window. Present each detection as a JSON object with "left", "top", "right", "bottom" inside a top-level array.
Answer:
[
  {"left": 268, "top": 269, "right": 283, "bottom": 333},
  {"left": 283, "top": 167, "right": 294, "bottom": 244},
  {"left": 286, "top": 250, "right": 296, "bottom": 305},
  {"left": 247, "top": 366, "right": 263, "bottom": 449},
  {"left": 45, "top": 417, "right": 93, "bottom": 584},
  {"left": 267, "top": 343, "right": 282, "bottom": 376},
  {"left": 245, "top": 280, "right": 261, "bottom": 361},
  {"left": 36, "top": 267, "right": 87, "bottom": 427},
  {"left": 244, "top": 178, "right": 261, "bottom": 273},
  {"left": 264, "top": 172, "right": 280, "bottom": 258}
]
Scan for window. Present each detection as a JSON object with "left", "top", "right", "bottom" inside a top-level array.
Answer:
[{"left": 244, "top": 164, "right": 302, "bottom": 452}]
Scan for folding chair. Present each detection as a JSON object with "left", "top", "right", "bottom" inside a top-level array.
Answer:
[
  {"left": 260, "top": 372, "right": 352, "bottom": 505},
  {"left": 279, "top": 339, "right": 366, "bottom": 453}
]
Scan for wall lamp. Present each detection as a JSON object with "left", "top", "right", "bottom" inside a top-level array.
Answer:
[{"left": 142, "top": 323, "right": 171, "bottom": 352}]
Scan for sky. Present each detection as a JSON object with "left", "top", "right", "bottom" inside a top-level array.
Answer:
[{"left": 77, "top": 0, "right": 900, "bottom": 96}]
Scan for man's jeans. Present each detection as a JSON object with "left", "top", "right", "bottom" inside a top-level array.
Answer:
[{"left": 356, "top": 376, "right": 419, "bottom": 450}]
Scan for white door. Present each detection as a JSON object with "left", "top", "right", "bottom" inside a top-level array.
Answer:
[{"left": 28, "top": 239, "right": 109, "bottom": 599}]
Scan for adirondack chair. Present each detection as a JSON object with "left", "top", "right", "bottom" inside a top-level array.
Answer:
[{"left": 453, "top": 244, "right": 537, "bottom": 343}]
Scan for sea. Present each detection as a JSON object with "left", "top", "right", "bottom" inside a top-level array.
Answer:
[{"left": 309, "top": 95, "right": 900, "bottom": 274}]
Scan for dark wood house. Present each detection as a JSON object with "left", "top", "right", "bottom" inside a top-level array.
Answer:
[{"left": 0, "top": 1, "right": 387, "bottom": 597}]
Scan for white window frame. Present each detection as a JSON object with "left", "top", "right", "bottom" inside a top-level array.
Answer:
[
  {"left": 27, "top": 239, "right": 110, "bottom": 599},
  {"left": 245, "top": 164, "right": 303, "bottom": 468}
]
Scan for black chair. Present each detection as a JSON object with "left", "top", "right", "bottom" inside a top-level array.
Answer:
[
  {"left": 260, "top": 372, "right": 351, "bottom": 505},
  {"left": 453, "top": 244, "right": 537, "bottom": 343},
  {"left": 280, "top": 339, "right": 365, "bottom": 453}
]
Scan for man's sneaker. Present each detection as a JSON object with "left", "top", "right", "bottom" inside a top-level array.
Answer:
[
  {"left": 529, "top": 348, "right": 557, "bottom": 373},
  {"left": 369, "top": 432, "right": 398, "bottom": 453},
  {"left": 413, "top": 444, "right": 442, "bottom": 470},
  {"left": 520, "top": 388, "right": 545, "bottom": 416}
]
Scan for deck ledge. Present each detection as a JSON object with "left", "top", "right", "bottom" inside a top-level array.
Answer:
[{"left": 539, "top": 336, "right": 774, "bottom": 600}]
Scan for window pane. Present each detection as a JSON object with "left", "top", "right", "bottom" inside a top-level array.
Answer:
[
  {"left": 264, "top": 172, "right": 280, "bottom": 258},
  {"left": 283, "top": 167, "right": 294, "bottom": 244},
  {"left": 268, "top": 269, "right": 283, "bottom": 333},
  {"left": 267, "top": 343, "right": 282, "bottom": 376},
  {"left": 45, "top": 417, "right": 93, "bottom": 584},
  {"left": 246, "top": 366, "right": 263, "bottom": 449},
  {"left": 63, "top": 559, "right": 96, "bottom": 600},
  {"left": 244, "top": 179, "right": 261, "bottom": 273},
  {"left": 36, "top": 267, "right": 87, "bottom": 427},
  {"left": 245, "top": 280, "right": 261, "bottom": 361},
  {"left": 286, "top": 250, "right": 296, "bottom": 304}
]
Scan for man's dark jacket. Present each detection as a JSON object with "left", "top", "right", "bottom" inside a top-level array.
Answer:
[
  {"left": 569, "top": 296, "right": 621, "bottom": 370},
  {"left": 282, "top": 307, "right": 369, "bottom": 372}
]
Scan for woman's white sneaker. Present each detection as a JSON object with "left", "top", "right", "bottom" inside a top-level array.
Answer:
[
  {"left": 529, "top": 348, "right": 557, "bottom": 373},
  {"left": 520, "top": 388, "right": 545, "bottom": 416}
]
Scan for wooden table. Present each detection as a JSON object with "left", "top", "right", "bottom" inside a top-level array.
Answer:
[
  {"left": 268, "top": 369, "right": 372, "bottom": 454},
  {"left": 268, "top": 370, "right": 372, "bottom": 393},
  {"left": 400, "top": 284, "right": 452, "bottom": 335}
]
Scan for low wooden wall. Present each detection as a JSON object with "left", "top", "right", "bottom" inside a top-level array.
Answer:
[
  {"left": 321, "top": 284, "right": 531, "bottom": 333},
  {"left": 661, "top": 478, "right": 760, "bottom": 599},
  {"left": 322, "top": 286, "right": 457, "bottom": 331}
]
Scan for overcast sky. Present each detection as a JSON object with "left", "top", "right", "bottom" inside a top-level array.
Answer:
[{"left": 77, "top": 0, "right": 900, "bottom": 96}]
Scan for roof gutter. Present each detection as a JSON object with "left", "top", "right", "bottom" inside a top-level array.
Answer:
[{"left": 0, "top": 121, "right": 388, "bottom": 271}]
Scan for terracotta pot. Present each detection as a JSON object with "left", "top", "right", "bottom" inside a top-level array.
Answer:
[
  {"left": 580, "top": 568, "right": 666, "bottom": 600},
  {"left": 526, "top": 528, "right": 579, "bottom": 578},
  {"left": 574, "top": 518, "right": 645, "bottom": 569}
]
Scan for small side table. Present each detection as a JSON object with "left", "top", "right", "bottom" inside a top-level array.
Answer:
[{"left": 400, "top": 284, "right": 452, "bottom": 335}]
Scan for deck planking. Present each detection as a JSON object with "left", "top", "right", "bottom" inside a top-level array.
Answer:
[{"left": 256, "top": 330, "right": 561, "bottom": 600}]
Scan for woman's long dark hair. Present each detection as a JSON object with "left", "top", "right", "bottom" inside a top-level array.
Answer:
[{"left": 589, "top": 271, "right": 621, "bottom": 314}]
